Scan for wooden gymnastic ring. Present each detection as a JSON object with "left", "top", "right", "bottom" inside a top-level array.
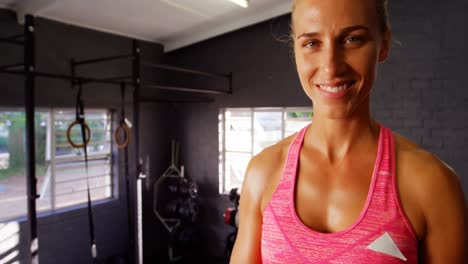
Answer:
[
  {"left": 66, "top": 120, "right": 91, "bottom": 148},
  {"left": 114, "top": 122, "right": 131, "bottom": 149}
]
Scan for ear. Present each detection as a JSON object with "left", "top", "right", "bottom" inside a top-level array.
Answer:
[{"left": 378, "top": 31, "right": 391, "bottom": 62}]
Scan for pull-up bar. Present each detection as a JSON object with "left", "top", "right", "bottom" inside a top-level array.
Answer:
[
  {"left": 66, "top": 48, "right": 233, "bottom": 95},
  {"left": 138, "top": 96, "right": 214, "bottom": 104},
  {"left": 142, "top": 83, "right": 231, "bottom": 95},
  {"left": 0, "top": 62, "right": 24, "bottom": 71},
  {"left": 0, "top": 37, "right": 24, "bottom": 46},
  {"left": 1, "top": 69, "right": 133, "bottom": 86},
  {"left": 7, "top": 34, "right": 24, "bottom": 40},
  {"left": 140, "top": 61, "right": 230, "bottom": 80},
  {"left": 72, "top": 54, "right": 134, "bottom": 66}
]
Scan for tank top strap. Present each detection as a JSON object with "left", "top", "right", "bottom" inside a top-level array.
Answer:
[
  {"left": 283, "top": 124, "right": 309, "bottom": 182},
  {"left": 376, "top": 125, "right": 393, "bottom": 176},
  {"left": 366, "top": 125, "right": 412, "bottom": 227},
  {"left": 270, "top": 124, "right": 309, "bottom": 199},
  {"left": 358, "top": 124, "right": 393, "bottom": 213},
  {"left": 281, "top": 124, "right": 390, "bottom": 185}
]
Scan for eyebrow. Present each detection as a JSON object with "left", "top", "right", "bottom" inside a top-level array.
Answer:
[{"left": 296, "top": 25, "right": 370, "bottom": 39}]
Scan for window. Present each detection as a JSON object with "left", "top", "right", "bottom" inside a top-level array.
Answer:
[
  {"left": 219, "top": 108, "right": 313, "bottom": 194},
  {"left": 0, "top": 109, "right": 113, "bottom": 222}
]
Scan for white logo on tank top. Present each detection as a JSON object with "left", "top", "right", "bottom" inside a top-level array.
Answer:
[{"left": 366, "top": 232, "right": 407, "bottom": 261}]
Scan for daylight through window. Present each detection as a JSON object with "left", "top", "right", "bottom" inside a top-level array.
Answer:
[
  {"left": 0, "top": 109, "right": 113, "bottom": 222},
  {"left": 219, "top": 108, "right": 313, "bottom": 194}
]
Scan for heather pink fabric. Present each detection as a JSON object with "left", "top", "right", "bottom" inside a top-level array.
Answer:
[{"left": 261, "top": 124, "right": 418, "bottom": 263}]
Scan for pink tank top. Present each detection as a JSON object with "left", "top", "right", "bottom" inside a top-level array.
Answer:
[{"left": 261, "top": 124, "right": 418, "bottom": 263}]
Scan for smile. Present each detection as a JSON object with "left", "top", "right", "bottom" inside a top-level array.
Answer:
[
  {"left": 318, "top": 84, "right": 349, "bottom": 93},
  {"left": 315, "top": 81, "right": 355, "bottom": 98}
]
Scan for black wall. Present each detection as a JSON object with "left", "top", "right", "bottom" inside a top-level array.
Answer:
[{"left": 164, "top": 0, "right": 468, "bottom": 258}]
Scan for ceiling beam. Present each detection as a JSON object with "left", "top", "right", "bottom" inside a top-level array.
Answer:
[
  {"left": 14, "top": 0, "right": 62, "bottom": 24},
  {"left": 162, "top": 1, "right": 292, "bottom": 52}
]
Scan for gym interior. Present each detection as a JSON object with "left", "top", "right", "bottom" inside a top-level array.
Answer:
[{"left": 0, "top": 0, "right": 467, "bottom": 263}]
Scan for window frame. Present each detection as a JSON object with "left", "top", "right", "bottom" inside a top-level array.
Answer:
[
  {"left": 0, "top": 107, "right": 114, "bottom": 222},
  {"left": 219, "top": 107, "right": 313, "bottom": 194},
  {"left": 43, "top": 108, "right": 114, "bottom": 212}
]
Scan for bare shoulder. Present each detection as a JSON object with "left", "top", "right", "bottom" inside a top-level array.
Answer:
[
  {"left": 231, "top": 133, "right": 298, "bottom": 263},
  {"left": 393, "top": 132, "right": 467, "bottom": 249},
  {"left": 242, "top": 133, "right": 297, "bottom": 211},
  {"left": 393, "top": 132, "right": 464, "bottom": 201}
]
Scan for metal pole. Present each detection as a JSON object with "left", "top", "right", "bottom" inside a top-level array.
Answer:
[
  {"left": 49, "top": 110, "right": 56, "bottom": 211},
  {"left": 72, "top": 54, "right": 134, "bottom": 66},
  {"left": 132, "top": 40, "right": 141, "bottom": 180},
  {"left": 7, "top": 34, "right": 24, "bottom": 40},
  {"left": 0, "top": 63, "right": 24, "bottom": 71},
  {"left": 228, "top": 72, "right": 233, "bottom": 94},
  {"left": 132, "top": 39, "right": 142, "bottom": 264},
  {"left": 0, "top": 38, "right": 24, "bottom": 45},
  {"left": 82, "top": 75, "right": 132, "bottom": 84},
  {"left": 0, "top": 69, "right": 132, "bottom": 86},
  {"left": 142, "top": 83, "right": 230, "bottom": 95},
  {"left": 24, "top": 14, "right": 39, "bottom": 264},
  {"left": 0, "top": 67, "right": 229, "bottom": 95},
  {"left": 140, "top": 60, "right": 230, "bottom": 80},
  {"left": 138, "top": 97, "right": 214, "bottom": 104}
]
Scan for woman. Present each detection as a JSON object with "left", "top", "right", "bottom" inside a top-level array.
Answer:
[{"left": 230, "top": 0, "right": 467, "bottom": 263}]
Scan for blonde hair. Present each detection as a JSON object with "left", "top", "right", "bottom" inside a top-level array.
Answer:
[{"left": 291, "top": 0, "right": 391, "bottom": 35}]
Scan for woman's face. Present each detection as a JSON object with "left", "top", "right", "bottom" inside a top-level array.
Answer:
[{"left": 293, "top": 0, "right": 390, "bottom": 119}]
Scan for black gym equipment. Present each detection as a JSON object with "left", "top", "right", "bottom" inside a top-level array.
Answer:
[
  {"left": 114, "top": 83, "right": 131, "bottom": 149},
  {"left": 0, "top": 15, "right": 40, "bottom": 263},
  {"left": 66, "top": 79, "right": 98, "bottom": 263},
  {"left": 224, "top": 188, "right": 240, "bottom": 258},
  {"left": 153, "top": 141, "right": 199, "bottom": 262},
  {"left": 115, "top": 82, "right": 135, "bottom": 264},
  {"left": 66, "top": 81, "right": 91, "bottom": 148},
  {"left": 71, "top": 43, "right": 143, "bottom": 264},
  {"left": 24, "top": 15, "right": 39, "bottom": 264},
  {"left": 0, "top": 14, "right": 233, "bottom": 264}
]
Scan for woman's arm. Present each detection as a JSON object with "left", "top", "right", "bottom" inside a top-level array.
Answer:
[
  {"left": 230, "top": 157, "right": 265, "bottom": 264},
  {"left": 419, "top": 157, "right": 467, "bottom": 263}
]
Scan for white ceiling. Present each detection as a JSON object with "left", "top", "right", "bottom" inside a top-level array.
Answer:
[{"left": 0, "top": 0, "right": 291, "bottom": 52}]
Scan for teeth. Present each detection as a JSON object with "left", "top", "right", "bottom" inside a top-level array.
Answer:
[{"left": 319, "top": 84, "right": 348, "bottom": 93}]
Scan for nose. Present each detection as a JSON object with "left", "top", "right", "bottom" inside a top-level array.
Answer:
[{"left": 320, "top": 43, "right": 346, "bottom": 76}]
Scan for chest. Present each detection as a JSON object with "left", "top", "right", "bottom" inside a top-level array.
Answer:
[{"left": 294, "top": 152, "right": 377, "bottom": 233}]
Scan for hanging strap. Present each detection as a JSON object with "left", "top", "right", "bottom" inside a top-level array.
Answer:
[
  {"left": 73, "top": 80, "right": 98, "bottom": 263},
  {"left": 66, "top": 81, "right": 91, "bottom": 148},
  {"left": 120, "top": 82, "right": 135, "bottom": 262},
  {"left": 114, "top": 83, "right": 131, "bottom": 149},
  {"left": 119, "top": 83, "right": 130, "bottom": 182},
  {"left": 120, "top": 83, "right": 126, "bottom": 126}
]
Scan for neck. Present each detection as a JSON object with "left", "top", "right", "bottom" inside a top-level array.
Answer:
[{"left": 306, "top": 103, "right": 379, "bottom": 163}]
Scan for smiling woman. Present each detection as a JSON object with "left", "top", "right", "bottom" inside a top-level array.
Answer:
[
  {"left": 292, "top": 0, "right": 391, "bottom": 120},
  {"left": 229, "top": 0, "right": 467, "bottom": 263}
]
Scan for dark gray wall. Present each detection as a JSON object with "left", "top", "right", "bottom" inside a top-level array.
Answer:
[
  {"left": 164, "top": 0, "right": 468, "bottom": 258},
  {"left": 0, "top": 9, "right": 173, "bottom": 264}
]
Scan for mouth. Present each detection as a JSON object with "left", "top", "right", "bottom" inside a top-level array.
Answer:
[{"left": 315, "top": 81, "right": 355, "bottom": 97}]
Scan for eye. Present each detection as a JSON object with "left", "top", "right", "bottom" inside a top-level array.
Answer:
[
  {"left": 345, "top": 35, "right": 364, "bottom": 44},
  {"left": 304, "top": 40, "right": 320, "bottom": 48}
]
